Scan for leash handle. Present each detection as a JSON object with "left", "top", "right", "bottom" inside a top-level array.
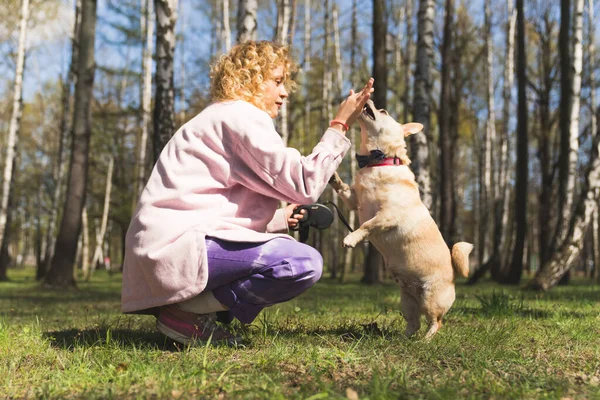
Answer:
[{"left": 324, "top": 201, "right": 354, "bottom": 232}]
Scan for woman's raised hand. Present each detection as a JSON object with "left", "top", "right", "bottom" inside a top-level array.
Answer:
[{"left": 332, "top": 78, "right": 374, "bottom": 130}]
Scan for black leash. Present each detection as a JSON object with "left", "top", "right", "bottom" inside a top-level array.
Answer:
[{"left": 324, "top": 201, "right": 354, "bottom": 232}]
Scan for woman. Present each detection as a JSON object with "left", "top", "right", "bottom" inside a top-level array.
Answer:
[{"left": 122, "top": 40, "right": 373, "bottom": 345}]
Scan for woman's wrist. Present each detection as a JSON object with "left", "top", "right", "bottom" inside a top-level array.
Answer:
[{"left": 329, "top": 119, "right": 349, "bottom": 133}]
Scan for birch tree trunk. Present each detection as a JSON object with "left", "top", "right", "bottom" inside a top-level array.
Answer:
[
  {"left": 41, "top": 0, "right": 81, "bottom": 281},
  {"left": 37, "top": 0, "right": 81, "bottom": 280},
  {"left": 504, "top": 0, "right": 527, "bottom": 284},
  {"left": 222, "top": 0, "right": 231, "bottom": 52},
  {"left": 153, "top": 0, "right": 178, "bottom": 162},
  {"left": 87, "top": 157, "right": 114, "bottom": 279},
  {"left": 439, "top": 0, "right": 455, "bottom": 243},
  {"left": 135, "top": 0, "right": 154, "bottom": 200},
  {"left": 236, "top": 0, "right": 257, "bottom": 43},
  {"left": 553, "top": 0, "right": 574, "bottom": 252},
  {"left": 44, "top": 0, "right": 97, "bottom": 289},
  {"left": 276, "top": 0, "right": 291, "bottom": 145},
  {"left": 470, "top": 0, "right": 516, "bottom": 284},
  {"left": 0, "top": 159, "right": 16, "bottom": 281},
  {"left": 403, "top": 0, "right": 413, "bottom": 123},
  {"left": 411, "top": 0, "right": 434, "bottom": 210},
  {"left": 589, "top": 0, "right": 599, "bottom": 282},
  {"left": 341, "top": 0, "right": 358, "bottom": 282},
  {"left": 529, "top": 123, "right": 600, "bottom": 290},
  {"left": 0, "top": 0, "right": 29, "bottom": 248},
  {"left": 80, "top": 207, "right": 90, "bottom": 279},
  {"left": 302, "top": 0, "right": 311, "bottom": 154}
]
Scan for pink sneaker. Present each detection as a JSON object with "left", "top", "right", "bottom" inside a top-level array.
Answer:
[{"left": 156, "top": 304, "right": 241, "bottom": 345}]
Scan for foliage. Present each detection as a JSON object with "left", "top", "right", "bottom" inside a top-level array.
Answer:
[{"left": 1, "top": 268, "right": 599, "bottom": 399}]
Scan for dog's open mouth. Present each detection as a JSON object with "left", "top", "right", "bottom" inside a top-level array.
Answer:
[{"left": 363, "top": 103, "right": 376, "bottom": 120}]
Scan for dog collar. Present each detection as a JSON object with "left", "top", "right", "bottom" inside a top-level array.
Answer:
[
  {"left": 356, "top": 151, "right": 403, "bottom": 168},
  {"left": 366, "top": 157, "right": 403, "bottom": 168}
]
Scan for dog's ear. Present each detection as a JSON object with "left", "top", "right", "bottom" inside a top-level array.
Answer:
[{"left": 402, "top": 123, "right": 424, "bottom": 137}]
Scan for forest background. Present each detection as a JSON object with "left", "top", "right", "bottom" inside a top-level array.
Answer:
[{"left": 0, "top": 0, "right": 599, "bottom": 292}]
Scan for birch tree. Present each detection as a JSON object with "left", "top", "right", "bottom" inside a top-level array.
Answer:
[
  {"left": 410, "top": 0, "right": 434, "bottom": 210},
  {"left": 589, "top": 0, "right": 599, "bottom": 281},
  {"left": 504, "top": 0, "right": 527, "bottom": 284},
  {"left": 553, "top": 0, "right": 575, "bottom": 252},
  {"left": 362, "top": 0, "right": 387, "bottom": 284},
  {"left": 0, "top": 0, "right": 29, "bottom": 249},
  {"left": 528, "top": 0, "right": 587, "bottom": 289},
  {"left": 439, "top": 0, "right": 455, "bottom": 242},
  {"left": 153, "top": 0, "right": 178, "bottom": 162},
  {"left": 236, "top": 0, "right": 257, "bottom": 43},
  {"left": 275, "top": 0, "right": 291, "bottom": 145},
  {"left": 40, "top": 0, "right": 82, "bottom": 280},
  {"left": 302, "top": 0, "right": 311, "bottom": 154},
  {"left": 341, "top": 0, "right": 359, "bottom": 282},
  {"left": 403, "top": 0, "right": 413, "bottom": 122},
  {"left": 44, "top": 0, "right": 98, "bottom": 288},
  {"left": 87, "top": 156, "right": 114, "bottom": 279},
  {"left": 478, "top": 0, "right": 495, "bottom": 266},
  {"left": 135, "top": 0, "right": 154, "bottom": 200},
  {"left": 222, "top": 0, "right": 231, "bottom": 52}
]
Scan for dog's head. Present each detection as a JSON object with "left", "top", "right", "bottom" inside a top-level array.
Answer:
[{"left": 358, "top": 100, "right": 423, "bottom": 164}]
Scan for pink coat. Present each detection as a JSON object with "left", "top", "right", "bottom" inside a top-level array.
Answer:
[{"left": 121, "top": 100, "right": 351, "bottom": 313}]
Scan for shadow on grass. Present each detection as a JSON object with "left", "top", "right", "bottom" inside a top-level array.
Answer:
[
  {"left": 450, "top": 306, "right": 555, "bottom": 319},
  {"left": 44, "top": 327, "right": 188, "bottom": 352}
]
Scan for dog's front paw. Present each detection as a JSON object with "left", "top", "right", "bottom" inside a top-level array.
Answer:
[{"left": 343, "top": 232, "right": 362, "bottom": 248}]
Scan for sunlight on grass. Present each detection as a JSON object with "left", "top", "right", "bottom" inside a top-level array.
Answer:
[{"left": 1, "top": 268, "right": 599, "bottom": 398}]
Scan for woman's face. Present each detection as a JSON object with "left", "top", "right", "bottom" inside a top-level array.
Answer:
[{"left": 261, "top": 65, "right": 288, "bottom": 118}]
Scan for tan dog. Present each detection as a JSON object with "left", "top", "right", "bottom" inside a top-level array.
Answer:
[{"left": 330, "top": 99, "right": 473, "bottom": 339}]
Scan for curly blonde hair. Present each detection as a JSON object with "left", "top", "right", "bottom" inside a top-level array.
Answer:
[{"left": 210, "top": 41, "right": 298, "bottom": 112}]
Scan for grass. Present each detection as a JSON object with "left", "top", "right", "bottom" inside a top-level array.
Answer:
[{"left": 1, "top": 268, "right": 599, "bottom": 399}]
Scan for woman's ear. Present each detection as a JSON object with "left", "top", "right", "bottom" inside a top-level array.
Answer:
[{"left": 402, "top": 122, "right": 424, "bottom": 137}]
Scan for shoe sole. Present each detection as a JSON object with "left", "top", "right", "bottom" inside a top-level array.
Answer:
[
  {"left": 156, "top": 319, "right": 243, "bottom": 346},
  {"left": 156, "top": 319, "right": 195, "bottom": 345}
]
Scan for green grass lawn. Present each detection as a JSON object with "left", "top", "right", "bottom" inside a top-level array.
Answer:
[{"left": 1, "top": 267, "right": 599, "bottom": 399}]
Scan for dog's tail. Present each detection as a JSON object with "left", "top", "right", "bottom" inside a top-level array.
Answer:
[{"left": 451, "top": 242, "right": 473, "bottom": 278}]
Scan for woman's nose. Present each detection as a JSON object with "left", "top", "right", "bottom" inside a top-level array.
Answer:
[{"left": 280, "top": 86, "right": 289, "bottom": 98}]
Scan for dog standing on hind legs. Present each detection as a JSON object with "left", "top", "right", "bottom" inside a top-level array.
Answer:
[{"left": 329, "top": 99, "right": 473, "bottom": 339}]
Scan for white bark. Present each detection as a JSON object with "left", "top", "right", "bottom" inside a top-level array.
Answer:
[
  {"left": 332, "top": 4, "right": 343, "bottom": 94},
  {"left": 302, "top": 0, "right": 311, "bottom": 154},
  {"left": 563, "top": 0, "right": 584, "bottom": 228},
  {"left": 236, "top": 0, "right": 257, "bottom": 43},
  {"left": 178, "top": 0, "right": 186, "bottom": 123},
  {"left": 404, "top": 0, "right": 413, "bottom": 122},
  {"left": 498, "top": 0, "right": 516, "bottom": 264},
  {"left": 481, "top": 0, "right": 495, "bottom": 261},
  {"left": 153, "top": 0, "right": 178, "bottom": 161},
  {"left": 276, "top": 0, "right": 291, "bottom": 145},
  {"left": 394, "top": 7, "right": 404, "bottom": 119},
  {"left": 80, "top": 207, "right": 89, "bottom": 279},
  {"left": 222, "top": 0, "right": 231, "bottom": 52},
  {"left": 0, "top": 0, "right": 29, "bottom": 246},
  {"left": 137, "top": 0, "right": 154, "bottom": 199},
  {"left": 88, "top": 157, "right": 114, "bottom": 278},
  {"left": 411, "top": 0, "right": 435, "bottom": 210},
  {"left": 276, "top": 0, "right": 291, "bottom": 44},
  {"left": 590, "top": 0, "right": 597, "bottom": 141}
]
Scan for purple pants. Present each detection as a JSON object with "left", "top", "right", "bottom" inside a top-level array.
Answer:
[{"left": 204, "top": 237, "right": 323, "bottom": 323}]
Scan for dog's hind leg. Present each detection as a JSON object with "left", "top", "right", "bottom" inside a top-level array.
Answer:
[
  {"left": 329, "top": 172, "right": 357, "bottom": 209},
  {"left": 424, "top": 315, "right": 443, "bottom": 340},
  {"left": 400, "top": 291, "right": 421, "bottom": 337}
]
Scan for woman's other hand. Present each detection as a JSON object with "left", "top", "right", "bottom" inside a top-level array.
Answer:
[
  {"left": 286, "top": 203, "right": 306, "bottom": 229},
  {"left": 331, "top": 78, "right": 374, "bottom": 132}
]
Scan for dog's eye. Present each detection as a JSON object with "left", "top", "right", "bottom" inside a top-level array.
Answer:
[{"left": 379, "top": 109, "right": 389, "bottom": 115}]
